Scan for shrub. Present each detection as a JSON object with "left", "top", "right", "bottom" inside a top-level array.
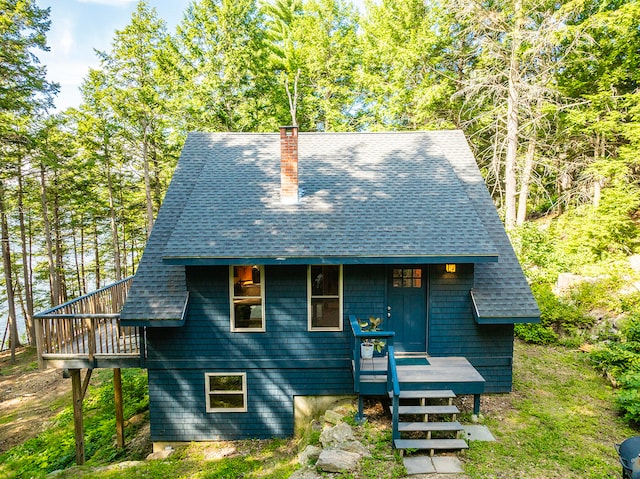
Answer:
[
  {"left": 616, "top": 372, "right": 640, "bottom": 423},
  {"left": 515, "top": 323, "right": 558, "bottom": 344},
  {"left": 537, "top": 283, "right": 593, "bottom": 329}
]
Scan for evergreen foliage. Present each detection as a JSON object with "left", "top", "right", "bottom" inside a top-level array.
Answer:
[{"left": 0, "top": 369, "right": 149, "bottom": 478}]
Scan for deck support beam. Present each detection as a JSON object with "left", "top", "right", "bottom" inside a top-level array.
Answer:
[
  {"left": 473, "top": 394, "right": 481, "bottom": 415},
  {"left": 355, "top": 395, "right": 366, "bottom": 425},
  {"left": 114, "top": 368, "right": 125, "bottom": 448},
  {"left": 70, "top": 368, "right": 92, "bottom": 465}
]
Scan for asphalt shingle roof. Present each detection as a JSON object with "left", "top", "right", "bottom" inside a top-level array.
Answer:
[
  {"left": 119, "top": 130, "right": 539, "bottom": 325},
  {"left": 433, "top": 131, "right": 540, "bottom": 321},
  {"left": 162, "top": 131, "right": 498, "bottom": 263}
]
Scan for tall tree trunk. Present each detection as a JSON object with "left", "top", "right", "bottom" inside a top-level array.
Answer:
[
  {"left": 39, "top": 162, "right": 59, "bottom": 306},
  {"left": 0, "top": 180, "right": 21, "bottom": 362},
  {"left": 72, "top": 227, "right": 82, "bottom": 297},
  {"left": 504, "top": 0, "right": 523, "bottom": 229},
  {"left": 52, "top": 176, "right": 66, "bottom": 304},
  {"left": 516, "top": 137, "right": 536, "bottom": 225},
  {"left": 106, "top": 162, "right": 122, "bottom": 280},
  {"left": 285, "top": 68, "right": 300, "bottom": 127},
  {"left": 17, "top": 168, "right": 35, "bottom": 342},
  {"left": 150, "top": 136, "right": 163, "bottom": 212},
  {"left": 94, "top": 222, "right": 101, "bottom": 290},
  {"left": 142, "top": 120, "right": 154, "bottom": 238},
  {"left": 79, "top": 219, "right": 87, "bottom": 295},
  {"left": 593, "top": 131, "right": 605, "bottom": 208}
]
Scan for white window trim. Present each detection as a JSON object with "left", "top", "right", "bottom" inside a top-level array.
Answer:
[
  {"left": 205, "top": 372, "right": 247, "bottom": 413},
  {"left": 229, "top": 265, "right": 266, "bottom": 332},
  {"left": 307, "top": 264, "right": 343, "bottom": 331}
]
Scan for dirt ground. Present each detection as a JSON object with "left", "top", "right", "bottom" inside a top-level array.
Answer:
[{"left": 0, "top": 347, "right": 72, "bottom": 453}]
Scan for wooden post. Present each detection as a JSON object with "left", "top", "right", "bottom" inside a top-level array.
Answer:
[
  {"left": 70, "top": 369, "right": 85, "bottom": 465},
  {"left": 34, "top": 318, "right": 44, "bottom": 369},
  {"left": 114, "top": 368, "right": 125, "bottom": 448}
]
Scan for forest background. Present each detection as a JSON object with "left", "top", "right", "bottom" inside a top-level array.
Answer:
[{"left": 2, "top": 0, "right": 640, "bottom": 413}]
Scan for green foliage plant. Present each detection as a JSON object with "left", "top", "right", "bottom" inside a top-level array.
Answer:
[
  {"left": 516, "top": 283, "right": 592, "bottom": 345},
  {"left": 0, "top": 368, "right": 149, "bottom": 478}
]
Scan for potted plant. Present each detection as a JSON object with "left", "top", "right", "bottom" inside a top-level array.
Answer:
[{"left": 359, "top": 317, "right": 386, "bottom": 359}]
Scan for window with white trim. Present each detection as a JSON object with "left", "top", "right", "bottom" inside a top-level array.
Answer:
[
  {"left": 205, "top": 373, "right": 247, "bottom": 412},
  {"left": 230, "top": 265, "right": 265, "bottom": 331},
  {"left": 308, "top": 265, "right": 343, "bottom": 331}
]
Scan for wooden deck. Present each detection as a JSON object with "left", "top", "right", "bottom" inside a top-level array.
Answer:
[
  {"left": 356, "top": 355, "right": 485, "bottom": 397},
  {"left": 34, "top": 277, "right": 142, "bottom": 369}
]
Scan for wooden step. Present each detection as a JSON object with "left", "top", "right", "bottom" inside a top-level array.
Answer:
[
  {"left": 394, "top": 438, "right": 468, "bottom": 455},
  {"left": 397, "top": 421, "right": 464, "bottom": 432},
  {"left": 389, "top": 389, "right": 456, "bottom": 400},
  {"left": 398, "top": 405, "right": 459, "bottom": 415}
]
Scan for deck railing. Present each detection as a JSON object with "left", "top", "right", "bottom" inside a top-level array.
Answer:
[
  {"left": 348, "top": 315, "right": 397, "bottom": 389},
  {"left": 34, "top": 276, "right": 139, "bottom": 362},
  {"left": 349, "top": 315, "right": 399, "bottom": 428}
]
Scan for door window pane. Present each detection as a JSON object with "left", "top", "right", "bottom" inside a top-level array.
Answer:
[{"left": 392, "top": 268, "right": 422, "bottom": 288}]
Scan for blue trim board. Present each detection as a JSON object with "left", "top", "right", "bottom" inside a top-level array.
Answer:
[{"left": 162, "top": 255, "right": 499, "bottom": 266}]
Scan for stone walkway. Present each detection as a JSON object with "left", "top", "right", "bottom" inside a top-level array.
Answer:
[
  {"left": 402, "top": 424, "right": 495, "bottom": 476},
  {"left": 403, "top": 455, "right": 464, "bottom": 475}
]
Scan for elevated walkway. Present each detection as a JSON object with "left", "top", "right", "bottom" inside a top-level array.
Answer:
[{"left": 34, "top": 276, "right": 141, "bottom": 370}]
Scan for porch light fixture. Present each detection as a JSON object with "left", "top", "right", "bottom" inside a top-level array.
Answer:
[{"left": 445, "top": 264, "right": 456, "bottom": 273}]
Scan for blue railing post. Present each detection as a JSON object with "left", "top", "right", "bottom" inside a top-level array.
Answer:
[
  {"left": 350, "top": 315, "right": 397, "bottom": 426},
  {"left": 387, "top": 345, "right": 401, "bottom": 442}
]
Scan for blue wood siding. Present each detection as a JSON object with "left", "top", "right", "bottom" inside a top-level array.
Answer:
[
  {"left": 146, "top": 265, "right": 369, "bottom": 442},
  {"left": 145, "top": 263, "right": 515, "bottom": 441},
  {"left": 428, "top": 264, "right": 514, "bottom": 393},
  {"left": 148, "top": 367, "right": 352, "bottom": 441},
  {"left": 343, "top": 265, "right": 386, "bottom": 320}
]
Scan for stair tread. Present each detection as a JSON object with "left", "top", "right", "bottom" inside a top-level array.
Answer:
[
  {"left": 389, "top": 389, "right": 456, "bottom": 399},
  {"left": 394, "top": 439, "right": 468, "bottom": 450},
  {"left": 398, "top": 405, "right": 460, "bottom": 415},
  {"left": 398, "top": 421, "right": 464, "bottom": 432}
]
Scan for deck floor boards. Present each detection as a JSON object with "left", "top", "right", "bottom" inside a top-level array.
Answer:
[{"left": 359, "top": 356, "right": 485, "bottom": 385}]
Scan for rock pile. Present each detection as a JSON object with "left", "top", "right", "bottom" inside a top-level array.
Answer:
[{"left": 290, "top": 410, "right": 370, "bottom": 478}]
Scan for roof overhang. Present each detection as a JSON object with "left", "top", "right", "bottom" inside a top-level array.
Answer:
[
  {"left": 470, "top": 289, "right": 540, "bottom": 325},
  {"left": 119, "top": 293, "right": 190, "bottom": 328},
  {"left": 162, "top": 254, "right": 499, "bottom": 266}
]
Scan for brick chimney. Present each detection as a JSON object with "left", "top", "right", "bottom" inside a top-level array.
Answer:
[{"left": 280, "top": 126, "right": 299, "bottom": 204}]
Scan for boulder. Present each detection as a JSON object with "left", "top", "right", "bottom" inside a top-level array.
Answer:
[
  {"left": 323, "top": 409, "right": 343, "bottom": 424},
  {"left": 203, "top": 445, "right": 236, "bottom": 460},
  {"left": 298, "top": 445, "right": 322, "bottom": 466},
  {"left": 316, "top": 448, "right": 361, "bottom": 473},
  {"left": 146, "top": 446, "right": 174, "bottom": 460},
  {"left": 320, "top": 422, "right": 355, "bottom": 447},
  {"left": 288, "top": 466, "right": 324, "bottom": 479}
]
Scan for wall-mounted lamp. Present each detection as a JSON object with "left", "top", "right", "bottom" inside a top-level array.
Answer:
[{"left": 445, "top": 264, "right": 456, "bottom": 273}]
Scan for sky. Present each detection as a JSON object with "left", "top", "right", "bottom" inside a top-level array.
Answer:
[{"left": 35, "top": 0, "right": 192, "bottom": 112}]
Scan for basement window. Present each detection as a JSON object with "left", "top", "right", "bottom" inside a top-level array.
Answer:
[
  {"left": 308, "top": 265, "right": 343, "bottom": 331},
  {"left": 230, "top": 265, "right": 265, "bottom": 332},
  {"left": 205, "top": 373, "right": 247, "bottom": 413}
]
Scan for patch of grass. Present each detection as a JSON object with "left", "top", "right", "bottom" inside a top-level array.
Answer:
[
  {"left": 1, "top": 342, "right": 637, "bottom": 478},
  {"left": 0, "top": 413, "right": 15, "bottom": 425},
  {"left": 464, "top": 341, "right": 637, "bottom": 479},
  {"left": 0, "top": 368, "right": 150, "bottom": 478}
]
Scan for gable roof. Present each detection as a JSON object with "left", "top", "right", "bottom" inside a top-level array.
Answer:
[
  {"left": 161, "top": 131, "right": 498, "bottom": 265},
  {"left": 120, "top": 130, "right": 539, "bottom": 326}
]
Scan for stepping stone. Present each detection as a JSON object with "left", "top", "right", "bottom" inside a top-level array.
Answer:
[
  {"left": 462, "top": 425, "right": 496, "bottom": 441},
  {"left": 402, "top": 455, "right": 436, "bottom": 475},
  {"left": 432, "top": 455, "right": 464, "bottom": 474}
]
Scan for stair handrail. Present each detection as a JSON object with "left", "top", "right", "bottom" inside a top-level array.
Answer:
[
  {"left": 348, "top": 315, "right": 395, "bottom": 392},
  {"left": 387, "top": 345, "right": 400, "bottom": 442}
]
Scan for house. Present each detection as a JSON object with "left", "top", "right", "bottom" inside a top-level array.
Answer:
[{"left": 118, "top": 127, "right": 539, "bottom": 447}]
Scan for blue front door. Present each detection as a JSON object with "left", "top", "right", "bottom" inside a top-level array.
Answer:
[{"left": 387, "top": 267, "right": 427, "bottom": 353}]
